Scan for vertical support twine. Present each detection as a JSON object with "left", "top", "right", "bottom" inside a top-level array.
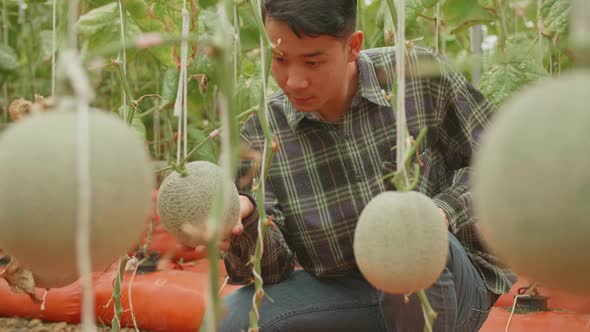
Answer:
[
  {"left": 174, "top": 1, "right": 190, "bottom": 164},
  {"left": 395, "top": 0, "right": 410, "bottom": 187},
  {"left": 2, "top": 0, "right": 9, "bottom": 121},
  {"left": 64, "top": 1, "right": 97, "bottom": 330},
  {"left": 51, "top": 0, "right": 57, "bottom": 96},
  {"left": 118, "top": 0, "right": 128, "bottom": 125},
  {"left": 537, "top": 0, "right": 543, "bottom": 65},
  {"left": 435, "top": 3, "right": 440, "bottom": 54},
  {"left": 76, "top": 98, "right": 95, "bottom": 332}
]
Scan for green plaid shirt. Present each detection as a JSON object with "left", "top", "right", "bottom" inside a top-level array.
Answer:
[{"left": 226, "top": 46, "right": 517, "bottom": 295}]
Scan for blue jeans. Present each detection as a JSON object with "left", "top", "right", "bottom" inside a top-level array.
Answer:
[{"left": 209, "top": 233, "right": 494, "bottom": 332}]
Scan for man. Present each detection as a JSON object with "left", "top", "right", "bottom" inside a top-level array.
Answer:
[{"left": 201, "top": 0, "right": 516, "bottom": 331}]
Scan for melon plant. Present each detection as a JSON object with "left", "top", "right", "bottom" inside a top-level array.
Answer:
[
  {"left": 156, "top": 160, "right": 240, "bottom": 247},
  {"left": 472, "top": 70, "right": 590, "bottom": 295},
  {"left": 353, "top": 191, "right": 449, "bottom": 294},
  {"left": 0, "top": 108, "right": 154, "bottom": 289}
]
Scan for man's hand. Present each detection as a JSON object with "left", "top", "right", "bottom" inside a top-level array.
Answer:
[{"left": 194, "top": 195, "right": 255, "bottom": 254}]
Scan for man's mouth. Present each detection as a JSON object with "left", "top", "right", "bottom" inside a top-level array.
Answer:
[{"left": 292, "top": 96, "right": 313, "bottom": 105}]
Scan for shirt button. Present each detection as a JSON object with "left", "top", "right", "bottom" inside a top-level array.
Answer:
[
  {"left": 343, "top": 132, "right": 351, "bottom": 140},
  {"left": 355, "top": 174, "right": 362, "bottom": 182}
]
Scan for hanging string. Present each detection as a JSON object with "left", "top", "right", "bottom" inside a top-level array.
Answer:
[
  {"left": 2, "top": 0, "right": 8, "bottom": 121},
  {"left": 59, "top": 49, "right": 97, "bottom": 332},
  {"left": 395, "top": 0, "right": 410, "bottom": 188},
  {"left": 51, "top": 0, "right": 57, "bottom": 96},
  {"left": 537, "top": 0, "right": 543, "bottom": 65},
  {"left": 118, "top": 0, "right": 128, "bottom": 125},
  {"left": 435, "top": 3, "right": 440, "bottom": 54},
  {"left": 63, "top": 0, "right": 96, "bottom": 330},
  {"left": 233, "top": 3, "right": 240, "bottom": 88},
  {"left": 174, "top": 0, "right": 190, "bottom": 164}
]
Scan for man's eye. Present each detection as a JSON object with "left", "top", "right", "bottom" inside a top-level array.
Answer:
[
  {"left": 273, "top": 57, "right": 286, "bottom": 63},
  {"left": 306, "top": 61, "right": 319, "bottom": 67}
]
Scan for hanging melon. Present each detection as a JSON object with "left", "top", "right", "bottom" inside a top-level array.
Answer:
[
  {"left": 0, "top": 108, "right": 154, "bottom": 289},
  {"left": 353, "top": 191, "right": 449, "bottom": 294},
  {"left": 472, "top": 70, "right": 590, "bottom": 295},
  {"left": 156, "top": 161, "right": 240, "bottom": 247}
]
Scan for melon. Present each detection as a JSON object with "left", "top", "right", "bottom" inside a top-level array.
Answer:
[
  {"left": 353, "top": 191, "right": 449, "bottom": 294},
  {"left": 472, "top": 70, "right": 590, "bottom": 295},
  {"left": 156, "top": 160, "right": 240, "bottom": 247},
  {"left": 0, "top": 109, "right": 154, "bottom": 289}
]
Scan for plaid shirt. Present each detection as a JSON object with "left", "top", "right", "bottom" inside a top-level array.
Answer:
[{"left": 225, "top": 46, "right": 517, "bottom": 295}]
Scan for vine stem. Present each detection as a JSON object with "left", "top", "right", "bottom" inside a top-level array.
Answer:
[
  {"left": 387, "top": 0, "right": 436, "bottom": 330},
  {"left": 418, "top": 289, "right": 437, "bottom": 332},
  {"left": 115, "top": 60, "right": 136, "bottom": 125},
  {"left": 110, "top": 255, "right": 129, "bottom": 332},
  {"left": 200, "top": 2, "right": 241, "bottom": 331},
  {"left": 153, "top": 106, "right": 258, "bottom": 175},
  {"left": 245, "top": 0, "right": 276, "bottom": 330}
]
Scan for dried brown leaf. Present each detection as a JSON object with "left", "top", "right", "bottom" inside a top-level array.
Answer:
[{"left": 0, "top": 258, "right": 43, "bottom": 303}]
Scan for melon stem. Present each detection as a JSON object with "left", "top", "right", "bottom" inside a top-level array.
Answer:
[
  {"left": 417, "top": 289, "right": 437, "bottom": 332},
  {"left": 153, "top": 106, "right": 259, "bottom": 175},
  {"left": 110, "top": 255, "right": 129, "bottom": 332},
  {"left": 115, "top": 59, "right": 136, "bottom": 125}
]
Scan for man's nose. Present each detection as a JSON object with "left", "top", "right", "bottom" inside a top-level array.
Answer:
[{"left": 286, "top": 69, "right": 310, "bottom": 90}]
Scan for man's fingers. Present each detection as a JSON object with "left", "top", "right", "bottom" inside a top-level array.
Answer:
[
  {"left": 194, "top": 240, "right": 231, "bottom": 256},
  {"left": 232, "top": 222, "right": 244, "bottom": 236}
]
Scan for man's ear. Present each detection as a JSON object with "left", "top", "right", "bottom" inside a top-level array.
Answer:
[{"left": 347, "top": 31, "right": 364, "bottom": 62}]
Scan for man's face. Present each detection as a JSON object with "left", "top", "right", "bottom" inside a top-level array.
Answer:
[{"left": 265, "top": 18, "right": 358, "bottom": 114}]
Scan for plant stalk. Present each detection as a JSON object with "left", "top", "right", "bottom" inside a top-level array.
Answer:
[
  {"left": 110, "top": 255, "right": 129, "bottom": 332},
  {"left": 246, "top": 1, "right": 276, "bottom": 329},
  {"left": 493, "top": 0, "right": 509, "bottom": 51}
]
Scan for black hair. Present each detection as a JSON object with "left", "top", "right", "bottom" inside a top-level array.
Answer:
[{"left": 262, "top": 0, "right": 357, "bottom": 39}]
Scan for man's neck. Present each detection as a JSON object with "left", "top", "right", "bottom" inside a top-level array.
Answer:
[{"left": 317, "top": 61, "right": 359, "bottom": 123}]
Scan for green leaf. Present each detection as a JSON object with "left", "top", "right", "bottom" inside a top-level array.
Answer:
[
  {"left": 39, "top": 30, "right": 55, "bottom": 62},
  {"left": 442, "top": 0, "right": 495, "bottom": 33},
  {"left": 479, "top": 45, "right": 548, "bottom": 107},
  {"left": 160, "top": 67, "right": 179, "bottom": 106},
  {"left": 187, "top": 127, "right": 216, "bottom": 163},
  {"left": 117, "top": 106, "right": 147, "bottom": 140},
  {"left": 420, "top": 0, "right": 438, "bottom": 8},
  {"left": 76, "top": 3, "right": 142, "bottom": 57},
  {"left": 130, "top": 114, "right": 147, "bottom": 140},
  {"left": 0, "top": 44, "right": 18, "bottom": 74},
  {"left": 541, "top": 0, "right": 571, "bottom": 36},
  {"left": 123, "top": 0, "right": 199, "bottom": 68}
]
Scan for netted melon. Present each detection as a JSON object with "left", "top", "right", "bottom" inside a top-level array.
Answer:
[
  {"left": 472, "top": 70, "right": 590, "bottom": 295},
  {"left": 353, "top": 191, "right": 449, "bottom": 294},
  {"left": 156, "top": 161, "right": 240, "bottom": 247},
  {"left": 0, "top": 109, "right": 154, "bottom": 289}
]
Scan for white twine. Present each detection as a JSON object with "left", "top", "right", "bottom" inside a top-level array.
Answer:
[
  {"left": 76, "top": 99, "right": 95, "bottom": 332},
  {"left": 233, "top": 3, "right": 240, "bottom": 88},
  {"left": 118, "top": 0, "right": 128, "bottom": 125},
  {"left": 435, "top": 3, "right": 440, "bottom": 54},
  {"left": 51, "top": 0, "right": 57, "bottom": 96},
  {"left": 537, "top": 0, "right": 543, "bottom": 65},
  {"left": 395, "top": 0, "right": 410, "bottom": 188},
  {"left": 60, "top": 46, "right": 97, "bottom": 332},
  {"left": 174, "top": 3, "right": 190, "bottom": 164}
]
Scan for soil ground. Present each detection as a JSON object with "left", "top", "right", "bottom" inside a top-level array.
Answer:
[{"left": 0, "top": 317, "right": 146, "bottom": 332}]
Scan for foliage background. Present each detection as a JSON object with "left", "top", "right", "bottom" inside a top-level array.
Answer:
[{"left": 0, "top": 0, "right": 575, "bottom": 164}]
